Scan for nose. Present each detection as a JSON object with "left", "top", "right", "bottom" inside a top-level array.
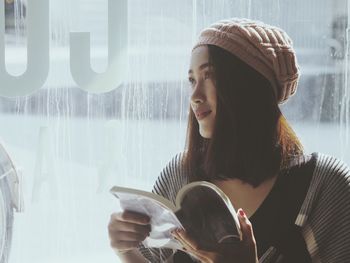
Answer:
[{"left": 190, "top": 82, "right": 205, "bottom": 105}]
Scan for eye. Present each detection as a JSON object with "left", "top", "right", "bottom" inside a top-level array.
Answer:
[{"left": 188, "top": 77, "right": 196, "bottom": 86}]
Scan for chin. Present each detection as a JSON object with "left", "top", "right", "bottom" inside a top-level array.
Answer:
[{"left": 199, "top": 129, "right": 212, "bottom": 139}]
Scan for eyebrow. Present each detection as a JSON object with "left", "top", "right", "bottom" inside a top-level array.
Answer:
[{"left": 188, "top": 62, "right": 212, "bottom": 74}]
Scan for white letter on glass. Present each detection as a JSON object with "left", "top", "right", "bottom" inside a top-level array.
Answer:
[
  {"left": 70, "top": 0, "right": 127, "bottom": 93},
  {"left": 32, "top": 127, "right": 58, "bottom": 203},
  {"left": 0, "top": 0, "right": 49, "bottom": 97}
]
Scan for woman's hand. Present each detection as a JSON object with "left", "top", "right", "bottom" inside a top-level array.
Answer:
[
  {"left": 171, "top": 208, "right": 258, "bottom": 263},
  {"left": 108, "top": 211, "right": 151, "bottom": 255}
]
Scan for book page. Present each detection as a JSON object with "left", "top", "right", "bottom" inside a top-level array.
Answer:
[
  {"left": 175, "top": 182, "right": 241, "bottom": 251},
  {"left": 114, "top": 192, "right": 183, "bottom": 249}
]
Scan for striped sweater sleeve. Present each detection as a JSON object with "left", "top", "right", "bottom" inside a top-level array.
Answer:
[
  {"left": 297, "top": 153, "right": 350, "bottom": 262},
  {"left": 137, "top": 152, "right": 188, "bottom": 263}
]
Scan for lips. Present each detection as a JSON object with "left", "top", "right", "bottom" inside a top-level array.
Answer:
[{"left": 195, "top": 110, "right": 212, "bottom": 120}]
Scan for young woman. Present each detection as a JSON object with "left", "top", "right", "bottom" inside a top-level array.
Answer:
[{"left": 108, "top": 18, "right": 350, "bottom": 263}]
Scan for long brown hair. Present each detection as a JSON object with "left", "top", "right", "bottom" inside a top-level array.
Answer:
[{"left": 184, "top": 45, "right": 304, "bottom": 188}]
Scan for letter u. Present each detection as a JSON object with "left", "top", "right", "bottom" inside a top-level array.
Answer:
[{"left": 0, "top": 0, "right": 49, "bottom": 97}]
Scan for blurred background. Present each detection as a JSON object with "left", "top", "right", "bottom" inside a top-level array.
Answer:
[{"left": 0, "top": 0, "right": 349, "bottom": 262}]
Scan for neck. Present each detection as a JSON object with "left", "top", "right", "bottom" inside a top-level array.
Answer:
[{"left": 211, "top": 174, "right": 279, "bottom": 218}]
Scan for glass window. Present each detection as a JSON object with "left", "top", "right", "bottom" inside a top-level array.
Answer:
[{"left": 0, "top": 0, "right": 349, "bottom": 262}]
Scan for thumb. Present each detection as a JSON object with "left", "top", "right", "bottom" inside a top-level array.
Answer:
[{"left": 237, "top": 208, "right": 256, "bottom": 246}]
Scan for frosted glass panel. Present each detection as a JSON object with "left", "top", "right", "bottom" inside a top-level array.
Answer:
[{"left": 0, "top": 0, "right": 349, "bottom": 262}]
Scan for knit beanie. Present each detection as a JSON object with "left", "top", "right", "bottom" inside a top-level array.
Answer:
[{"left": 192, "top": 18, "right": 300, "bottom": 104}]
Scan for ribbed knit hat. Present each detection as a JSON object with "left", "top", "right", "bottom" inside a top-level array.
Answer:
[{"left": 192, "top": 18, "right": 300, "bottom": 104}]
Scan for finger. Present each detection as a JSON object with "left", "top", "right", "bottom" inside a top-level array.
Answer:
[
  {"left": 170, "top": 229, "right": 188, "bottom": 248},
  {"left": 108, "top": 220, "right": 151, "bottom": 236},
  {"left": 237, "top": 208, "right": 256, "bottom": 246},
  {"left": 109, "top": 231, "right": 149, "bottom": 242},
  {"left": 111, "top": 211, "right": 150, "bottom": 225},
  {"left": 110, "top": 240, "right": 140, "bottom": 250}
]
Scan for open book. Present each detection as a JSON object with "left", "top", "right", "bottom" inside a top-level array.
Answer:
[{"left": 110, "top": 181, "right": 242, "bottom": 251}]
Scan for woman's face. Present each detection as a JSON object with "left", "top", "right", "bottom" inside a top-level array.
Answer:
[{"left": 188, "top": 45, "right": 217, "bottom": 139}]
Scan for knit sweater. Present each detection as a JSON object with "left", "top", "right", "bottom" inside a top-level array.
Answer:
[{"left": 138, "top": 152, "right": 350, "bottom": 263}]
